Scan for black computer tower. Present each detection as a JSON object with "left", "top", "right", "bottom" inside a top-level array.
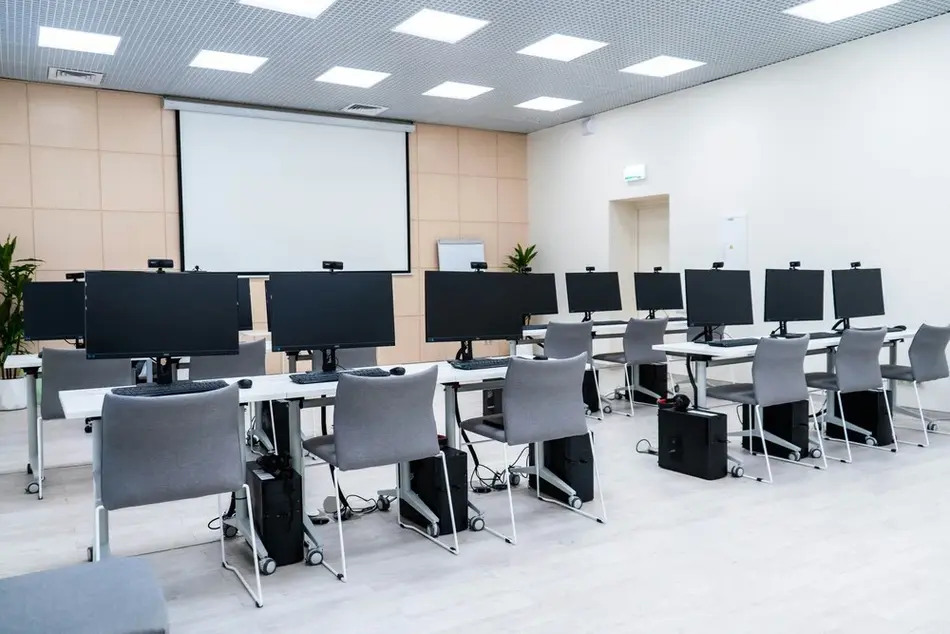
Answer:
[
  {"left": 260, "top": 400, "right": 293, "bottom": 455},
  {"left": 741, "top": 401, "right": 810, "bottom": 456},
  {"left": 657, "top": 408, "right": 727, "bottom": 480},
  {"left": 400, "top": 447, "right": 468, "bottom": 536},
  {"left": 583, "top": 369, "right": 601, "bottom": 413},
  {"left": 482, "top": 389, "right": 503, "bottom": 416},
  {"left": 528, "top": 433, "right": 595, "bottom": 502},
  {"left": 246, "top": 461, "right": 303, "bottom": 567},
  {"left": 829, "top": 390, "right": 894, "bottom": 446},
  {"left": 629, "top": 364, "right": 668, "bottom": 405}
]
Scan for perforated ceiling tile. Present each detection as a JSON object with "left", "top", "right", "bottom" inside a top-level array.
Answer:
[{"left": 1, "top": 0, "right": 948, "bottom": 132}]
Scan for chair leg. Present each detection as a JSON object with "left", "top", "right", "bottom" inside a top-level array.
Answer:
[
  {"left": 587, "top": 430, "right": 607, "bottom": 523},
  {"left": 808, "top": 395, "right": 828, "bottom": 470},
  {"left": 823, "top": 392, "right": 854, "bottom": 464},
  {"left": 913, "top": 382, "right": 930, "bottom": 448},
  {"left": 219, "top": 485, "right": 264, "bottom": 607},
  {"left": 591, "top": 367, "right": 605, "bottom": 421},
  {"left": 880, "top": 386, "right": 899, "bottom": 454},
  {"left": 748, "top": 406, "right": 773, "bottom": 484},
  {"left": 396, "top": 456, "right": 461, "bottom": 555},
  {"left": 535, "top": 437, "right": 608, "bottom": 522},
  {"left": 622, "top": 364, "right": 634, "bottom": 418},
  {"left": 93, "top": 504, "right": 105, "bottom": 562},
  {"left": 37, "top": 416, "right": 43, "bottom": 500},
  {"left": 484, "top": 443, "right": 517, "bottom": 545}
]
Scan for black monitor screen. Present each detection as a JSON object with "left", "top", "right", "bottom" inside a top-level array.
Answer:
[
  {"left": 425, "top": 271, "right": 524, "bottom": 343},
  {"left": 85, "top": 271, "right": 239, "bottom": 359},
  {"left": 517, "top": 273, "right": 558, "bottom": 316},
  {"left": 264, "top": 280, "right": 271, "bottom": 327},
  {"left": 238, "top": 278, "right": 253, "bottom": 331},
  {"left": 764, "top": 269, "right": 824, "bottom": 323},
  {"left": 23, "top": 281, "right": 86, "bottom": 341},
  {"left": 565, "top": 272, "right": 622, "bottom": 313},
  {"left": 832, "top": 268, "right": 884, "bottom": 319},
  {"left": 268, "top": 272, "right": 395, "bottom": 354},
  {"left": 685, "top": 269, "right": 754, "bottom": 328},
  {"left": 634, "top": 272, "right": 684, "bottom": 312}
]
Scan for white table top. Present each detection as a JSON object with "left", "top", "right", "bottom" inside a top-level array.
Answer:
[
  {"left": 3, "top": 354, "right": 41, "bottom": 370},
  {"left": 654, "top": 329, "right": 912, "bottom": 359}
]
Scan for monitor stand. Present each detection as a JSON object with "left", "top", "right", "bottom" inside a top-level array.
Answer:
[
  {"left": 831, "top": 318, "right": 850, "bottom": 331},
  {"left": 73, "top": 338, "right": 85, "bottom": 350},
  {"left": 156, "top": 356, "right": 174, "bottom": 384},
  {"left": 771, "top": 321, "right": 789, "bottom": 337},
  {"left": 456, "top": 340, "right": 474, "bottom": 362},
  {"left": 692, "top": 326, "right": 718, "bottom": 343},
  {"left": 647, "top": 310, "right": 657, "bottom": 320},
  {"left": 582, "top": 312, "right": 593, "bottom": 322},
  {"left": 321, "top": 349, "right": 338, "bottom": 373}
]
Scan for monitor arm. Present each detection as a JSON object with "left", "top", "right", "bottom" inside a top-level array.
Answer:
[
  {"left": 831, "top": 318, "right": 850, "bottom": 331},
  {"left": 647, "top": 310, "right": 657, "bottom": 320},
  {"left": 582, "top": 311, "right": 593, "bottom": 322},
  {"left": 456, "top": 340, "right": 474, "bottom": 362},
  {"left": 770, "top": 321, "right": 789, "bottom": 337},
  {"left": 155, "top": 356, "right": 174, "bottom": 384},
  {"left": 321, "top": 348, "right": 338, "bottom": 373}
]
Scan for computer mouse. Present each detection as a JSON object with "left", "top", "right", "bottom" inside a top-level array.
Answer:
[
  {"left": 893, "top": 325, "right": 907, "bottom": 332},
  {"left": 389, "top": 366, "right": 406, "bottom": 376},
  {"left": 237, "top": 378, "right": 253, "bottom": 389}
]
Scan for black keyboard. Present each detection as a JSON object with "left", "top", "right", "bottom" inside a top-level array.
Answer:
[
  {"left": 289, "top": 368, "right": 390, "bottom": 384},
  {"left": 774, "top": 331, "right": 839, "bottom": 340},
  {"left": 449, "top": 358, "right": 510, "bottom": 371},
  {"left": 112, "top": 380, "right": 228, "bottom": 397},
  {"left": 594, "top": 320, "right": 626, "bottom": 326},
  {"left": 706, "top": 338, "right": 760, "bottom": 348}
]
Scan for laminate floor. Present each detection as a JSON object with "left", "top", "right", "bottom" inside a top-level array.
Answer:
[{"left": 1, "top": 390, "right": 948, "bottom": 634}]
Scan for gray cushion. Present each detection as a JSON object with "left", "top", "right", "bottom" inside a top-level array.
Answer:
[
  {"left": 805, "top": 372, "right": 839, "bottom": 391},
  {"left": 592, "top": 352, "right": 625, "bottom": 364},
  {"left": 881, "top": 364, "right": 914, "bottom": 381},
  {"left": 0, "top": 558, "right": 168, "bottom": 634},
  {"left": 460, "top": 415, "right": 508, "bottom": 443},
  {"left": 707, "top": 383, "right": 756, "bottom": 406},
  {"left": 303, "top": 434, "right": 338, "bottom": 465}
]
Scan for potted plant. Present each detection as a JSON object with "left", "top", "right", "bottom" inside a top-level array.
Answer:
[
  {"left": 0, "top": 235, "right": 40, "bottom": 410},
  {"left": 505, "top": 243, "right": 538, "bottom": 274}
]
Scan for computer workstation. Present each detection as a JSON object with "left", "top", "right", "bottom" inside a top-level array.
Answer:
[
  {"left": 764, "top": 263, "right": 837, "bottom": 340},
  {"left": 684, "top": 266, "right": 757, "bottom": 348},
  {"left": 565, "top": 268, "right": 624, "bottom": 324},
  {"left": 634, "top": 268, "right": 684, "bottom": 319}
]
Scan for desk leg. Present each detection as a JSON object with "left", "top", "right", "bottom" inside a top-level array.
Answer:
[
  {"left": 287, "top": 399, "right": 325, "bottom": 565},
  {"left": 444, "top": 385, "right": 459, "bottom": 449},
  {"left": 25, "top": 370, "right": 41, "bottom": 498},
  {"left": 694, "top": 362, "right": 708, "bottom": 408},
  {"left": 91, "top": 419, "right": 110, "bottom": 561},
  {"left": 888, "top": 342, "right": 898, "bottom": 411}
]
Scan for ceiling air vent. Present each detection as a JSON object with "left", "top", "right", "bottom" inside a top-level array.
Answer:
[
  {"left": 341, "top": 103, "right": 389, "bottom": 116},
  {"left": 47, "top": 67, "right": 104, "bottom": 86}
]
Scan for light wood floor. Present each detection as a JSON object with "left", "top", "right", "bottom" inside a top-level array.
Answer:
[{"left": 1, "top": 390, "right": 948, "bottom": 633}]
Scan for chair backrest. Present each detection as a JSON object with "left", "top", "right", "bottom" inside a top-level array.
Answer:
[
  {"left": 502, "top": 354, "right": 588, "bottom": 445},
  {"left": 188, "top": 339, "right": 266, "bottom": 380},
  {"left": 99, "top": 384, "right": 244, "bottom": 510},
  {"left": 622, "top": 318, "right": 668, "bottom": 365},
  {"left": 41, "top": 348, "right": 132, "bottom": 420},
  {"left": 332, "top": 366, "right": 439, "bottom": 471},
  {"left": 335, "top": 347, "right": 377, "bottom": 370},
  {"left": 544, "top": 321, "right": 593, "bottom": 360},
  {"left": 751, "top": 336, "right": 809, "bottom": 407},
  {"left": 834, "top": 328, "right": 886, "bottom": 393},
  {"left": 908, "top": 324, "right": 950, "bottom": 383}
]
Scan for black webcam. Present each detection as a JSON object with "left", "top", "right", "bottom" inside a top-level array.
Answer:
[{"left": 322, "top": 261, "right": 344, "bottom": 271}]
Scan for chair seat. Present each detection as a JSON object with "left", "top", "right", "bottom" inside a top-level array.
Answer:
[
  {"left": 459, "top": 414, "right": 508, "bottom": 443},
  {"left": 805, "top": 372, "right": 839, "bottom": 391},
  {"left": 0, "top": 558, "right": 168, "bottom": 634},
  {"left": 303, "top": 434, "right": 337, "bottom": 466},
  {"left": 880, "top": 364, "right": 914, "bottom": 381},
  {"left": 592, "top": 352, "right": 625, "bottom": 364},
  {"left": 706, "top": 383, "right": 756, "bottom": 405}
]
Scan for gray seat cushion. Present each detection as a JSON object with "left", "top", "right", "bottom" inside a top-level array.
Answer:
[
  {"left": 0, "top": 557, "right": 168, "bottom": 634},
  {"left": 805, "top": 371, "right": 839, "bottom": 391},
  {"left": 460, "top": 414, "right": 508, "bottom": 443},
  {"left": 592, "top": 352, "right": 625, "bottom": 364},
  {"left": 303, "top": 433, "right": 337, "bottom": 466},
  {"left": 880, "top": 364, "right": 914, "bottom": 381},
  {"left": 706, "top": 383, "right": 756, "bottom": 406}
]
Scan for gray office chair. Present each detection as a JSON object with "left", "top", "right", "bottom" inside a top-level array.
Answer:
[
  {"left": 95, "top": 384, "right": 263, "bottom": 607},
  {"left": 707, "top": 336, "right": 823, "bottom": 483},
  {"left": 335, "top": 347, "right": 377, "bottom": 370},
  {"left": 301, "top": 366, "right": 457, "bottom": 582},
  {"left": 593, "top": 318, "right": 668, "bottom": 417},
  {"left": 460, "top": 354, "right": 606, "bottom": 545},
  {"left": 35, "top": 348, "right": 132, "bottom": 499},
  {"left": 189, "top": 339, "right": 266, "bottom": 380},
  {"left": 881, "top": 324, "right": 950, "bottom": 447},
  {"left": 543, "top": 321, "right": 603, "bottom": 419},
  {"left": 806, "top": 328, "right": 896, "bottom": 462}
]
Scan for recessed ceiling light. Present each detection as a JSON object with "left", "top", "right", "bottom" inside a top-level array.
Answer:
[
  {"left": 391, "top": 8, "right": 489, "bottom": 44},
  {"left": 517, "top": 34, "right": 608, "bottom": 62},
  {"left": 423, "top": 81, "right": 494, "bottom": 100},
  {"left": 316, "top": 66, "right": 391, "bottom": 88},
  {"left": 515, "top": 97, "right": 582, "bottom": 112},
  {"left": 190, "top": 50, "right": 269, "bottom": 73},
  {"left": 783, "top": 0, "right": 902, "bottom": 23},
  {"left": 37, "top": 26, "right": 121, "bottom": 55},
  {"left": 238, "top": 0, "right": 336, "bottom": 19},
  {"left": 621, "top": 55, "right": 705, "bottom": 77}
]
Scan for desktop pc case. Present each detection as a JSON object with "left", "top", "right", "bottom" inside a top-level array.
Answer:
[
  {"left": 625, "top": 365, "right": 668, "bottom": 405},
  {"left": 400, "top": 447, "right": 468, "bottom": 536},
  {"left": 528, "top": 433, "right": 595, "bottom": 502},
  {"left": 657, "top": 407, "right": 727, "bottom": 480},
  {"left": 741, "top": 401, "right": 811, "bottom": 456},
  {"left": 828, "top": 390, "right": 894, "bottom": 446},
  {"left": 246, "top": 461, "right": 303, "bottom": 567}
]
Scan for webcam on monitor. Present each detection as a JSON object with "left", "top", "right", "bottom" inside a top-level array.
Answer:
[
  {"left": 147, "top": 258, "right": 174, "bottom": 272},
  {"left": 470, "top": 261, "right": 487, "bottom": 271},
  {"left": 520, "top": 266, "right": 532, "bottom": 274},
  {"left": 65, "top": 272, "right": 84, "bottom": 281},
  {"left": 850, "top": 261, "right": 861, "bottom": 269},
  {"left": 653, "top": 266, "right": 663, "bottom": 273},
  {"left": 585, "top": 266, "right": 595, "bottom": 272},
  {"left": 711, "top": 261, "right": 724, "bottom": 270},
  {"left": 322, "top": 260, "right": 344, "bottom": 271},
  {"left": 789, "top": 261, "right": 801, "bottom": 270}
]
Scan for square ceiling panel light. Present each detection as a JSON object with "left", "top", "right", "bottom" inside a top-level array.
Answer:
[
  {"left": 391, "top": 8, "right": 489, "bottom": 44},
  {"left": 423, "top": 81, "right": 494, "bottom": 100},
  {"left": 37, "top": 26, "right": 121, "bottom": 55},
  {"left": 316, "top": 66, "right": 391, "bottom": 88},
  {"left": 621, "top": 55, "right": 706, "bottom": 77},
  {"left": 783, "top": 0, "right": 902, "bottom": 23},
  {"left": 190, "top": 50, "right": 269, "bottom": 73},
  {"left": 238, "top": 0, "right": 336, "bottom": 19},
  {"left": 518, "top": 34, "right": 608, "bottom": 62},
  {"left": 515, "top": 97, "right": 582, "bottom": 112}
]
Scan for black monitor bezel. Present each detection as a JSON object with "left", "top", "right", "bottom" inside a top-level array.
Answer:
[
  {"left": 831, "top": 268, "right": 885, "bottom": 320},
  {"left": 633, "top": 271, "right": 684, "bottom": 312},
  {"left": 763, "top": 268, "right": 825, "bottom": 324},
  {"left": 565, "top": 271, "right": 623, "bottom": 314},
  {"left": 684, "top": 269, "right": 755, "bottom": 328},
  {"left": 423, "top": 271, "right": 525, "bottom": 344}
]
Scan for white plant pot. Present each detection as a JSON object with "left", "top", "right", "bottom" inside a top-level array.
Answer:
[{"left": 0, "top": 376, "right": 27, "bottom": 411}]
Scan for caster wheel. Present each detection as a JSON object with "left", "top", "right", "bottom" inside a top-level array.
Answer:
[
  {"left": 731, "top": 465, "right": 745, "bottom": 478},
  {"left": 603, "top": 405, "right": 613, "bottom": 415},
  {"left": 788, "top": 451, "right": 801, "bottom": 462},
  {"left": 259, "top": 557, "right": 277, "bottom": 575},
  {"left": 426, "top": 523, "right": 440, "bottom": 538},
  {"left": 509, "top": 474, "right": 521, "bottom": 487},
  {"left": 25, "top": 482, "right": 39, "bottom": 495},
  {"left": 84, "top": 424, "right": 92, "bottom": 434},
  {"left": 568, "top": 496, "right": 583, "bottom": 510},
  {"left": 811, "top": 448, "right": 822, "bottom": 459},
  {"left": 927, "top": 422, "right": 939, "bottom": 432},
  {"left": 223, "top": 524, "right": 238, "bottom": 539},
  {"left": 865, "top": 436, "right": 878, "bottom": 447},
  {"left": 306, "top": 548, "right": 323, "bottom": 566},
  {"left": 376, "top": 496, "right": 391, "bottom": 512},
  {"left": 584, "top": 407, "right": 592, "bottom": 416},
  {"left": 469, "top": 516, "right": 485, "bottom": 532}
]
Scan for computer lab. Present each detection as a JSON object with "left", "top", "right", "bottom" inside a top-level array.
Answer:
[{"left": 1, "top": 1, "right": 948, "bottom": 633}]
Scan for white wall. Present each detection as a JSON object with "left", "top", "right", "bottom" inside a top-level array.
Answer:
[{"left": 530, "top": 14, "right": 950, "bottom": 404}]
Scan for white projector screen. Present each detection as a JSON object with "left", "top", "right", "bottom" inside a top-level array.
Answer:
[{"left": 177, "top": 109, "right": 409, "bottom": 273}]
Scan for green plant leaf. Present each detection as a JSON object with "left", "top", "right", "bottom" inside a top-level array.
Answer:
[{"left": 0, "top": 235, "right": 41, "bottom": 367}]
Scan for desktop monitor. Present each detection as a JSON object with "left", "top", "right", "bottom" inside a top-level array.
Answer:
[
  {"left": 424, "top": 271, "right": 525, "bottom": 344},
  {"left": 85, "top": 271, "right": 240, "bottom": 359},
  {"left": 565, "top": 272, "right": 622, "bottom": 314},
  {"left": 633, "top": 272, "right": 684, "bottom": 312},
  {"left": 264, "top": 280, "right": 272, "bottom": 327},
  {"left": 764, "top": 269, "right": 824, "bottom": 323},
  {"left": 517, "top": 273, "right": 558, "bottom": 316},
  {"left": 237, "top": 277, "right": 253, "bottom": 331},
  {"left": 832, "top": 268, "right": 884, "bottom": 319},
  {"left": 684, "top": 269, "right": 754, "bottom": 328},
  {"left": 268, "top": 272, "right": 395, "bottom": 354},
  {"left": 23, "top": 281, "right": 86, "bottom": 341}
]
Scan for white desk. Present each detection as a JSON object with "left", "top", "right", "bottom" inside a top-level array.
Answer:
[{"left": 521, "top": 319, "right": 688, "bottom": 342}]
